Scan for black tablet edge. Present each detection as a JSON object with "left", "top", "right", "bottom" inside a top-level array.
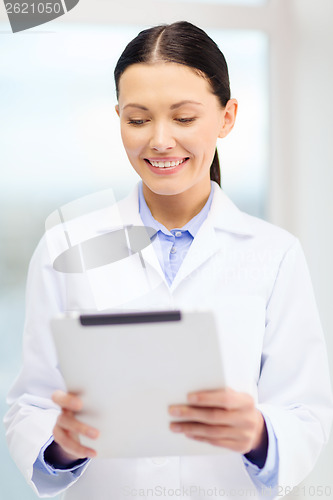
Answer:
[{"left": 79, "top": 310, "right": 182, "bottom": 326}]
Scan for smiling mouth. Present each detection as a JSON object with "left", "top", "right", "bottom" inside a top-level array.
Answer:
[{"left": 144, "top": 158, "right": 189, "bottom": 168}]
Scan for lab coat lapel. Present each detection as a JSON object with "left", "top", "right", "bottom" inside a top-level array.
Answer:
[
  {"left": 117, "top": 184, "right": 168, "bottom": 284},
  {"left": 169, "top": 182, "right": 255, "bottom": 292}
]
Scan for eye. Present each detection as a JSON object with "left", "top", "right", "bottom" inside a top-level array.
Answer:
[
  {"left": 127, "top": 119, "right": 147, "bottom": 126},
  {"left": 176, "top": 118, "right": 196, "bottom": 124}
]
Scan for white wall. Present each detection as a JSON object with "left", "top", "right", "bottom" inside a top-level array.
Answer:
[{"left": 269, "top": 1, "right": 333, "bottom": 498}]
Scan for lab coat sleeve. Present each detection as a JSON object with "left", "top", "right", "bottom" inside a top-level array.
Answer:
[
  {"left": 3, "top": 236, "right": 89, "bottom": 497},
  {"left": 256, "top": 239, "right": 333, "bottom": 491}
]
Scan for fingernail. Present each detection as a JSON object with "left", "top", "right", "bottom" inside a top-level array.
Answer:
[
  {"left": 87, "top": 429, "right": 99, "bottom": 439},
  {"left": 87, "top": 450, "right": 97, "bottom": 458},
  {"left": 170, "top": 424, "right": 182, "bottom": 432},
  {"left": 188, "top": 394, "right": 198, "bottom": 403},
  {"left": 169, "top": 407, "right": 182, "bottom": 416},
  {"left": 70, "top": 401, "right": 82, "bottom": 411}
]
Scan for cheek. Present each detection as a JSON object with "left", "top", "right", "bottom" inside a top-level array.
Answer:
[
  {"left": 120, "top": 127, "right": 145, "bottom": 155},
  {"left": 200, "top": 119, "right": 220, "bottom": 144},
  {"left": 187, "top": 123, "right": 219, "bottom": 159}
]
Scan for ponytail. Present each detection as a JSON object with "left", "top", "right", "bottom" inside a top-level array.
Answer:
[{"left": 210, "top": 148, "right": 221, "bottom": 187}]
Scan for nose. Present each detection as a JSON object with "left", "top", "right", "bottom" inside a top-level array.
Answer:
[{"left": 149, "top": 122, "right": 176, "bottom": 151}]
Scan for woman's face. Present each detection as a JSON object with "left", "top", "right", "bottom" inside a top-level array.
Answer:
[{"left": 116, "top": 62, "right": 237, "bottom": 197}]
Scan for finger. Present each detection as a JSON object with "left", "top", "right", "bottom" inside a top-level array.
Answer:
[
  {"left": 173, "top": 421, "right": 257, "bottom": 452},
  {"left": 186, "top": 435, "right": 208, "bottom": 443},
  {"left": 187, "top": 387, "right": 254, "bottom": 410},
  {"left": 53, "top": 425, "right": 97, "bottom": 459},
  {"left": 52, "top": 390, "right": 83, "bottom": 412},
  {"left": 199, "top": 437, "right": 256, "bottom": 454},
  {"left": 171, "top": 422, "right": 256, "bottom": 453},
  {"left": 185, "top": 435, "right": 219, "bottom": 445},
  {"left": 57, "top": 412, "right": 99, "bottom": 440},
  {"left": 168, "top": 405, "right": 243, "bottom": 426},
  {"left": 170, "top": 422, "right": 238, "bottom": 440}
]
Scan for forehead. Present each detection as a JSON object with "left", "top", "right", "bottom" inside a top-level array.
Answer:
[{"left": 117, "top": 62, "right": 215, "bottom": 106}]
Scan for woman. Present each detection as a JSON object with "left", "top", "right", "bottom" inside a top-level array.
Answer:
[{"left": 4, "top": 21, "right": 333, "bottom": 500}]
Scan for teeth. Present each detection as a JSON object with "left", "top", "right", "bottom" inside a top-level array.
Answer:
[{"left": 149, "top": 158, "right": 187, "bottom": 168}]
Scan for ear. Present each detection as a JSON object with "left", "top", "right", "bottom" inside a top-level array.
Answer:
[
  {"left": 115, "top": 104, "right": 120, "bottom": 117},
  {"left": 218, "top": 99, "right": 238, "bottom": 139}
]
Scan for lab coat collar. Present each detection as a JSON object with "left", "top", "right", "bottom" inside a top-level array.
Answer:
[
  {"left": 209, "top": 181, "right": 255, "bottom": 237},
  {"left": 117, "top": 180, "right": 254, "bottom": 237}
]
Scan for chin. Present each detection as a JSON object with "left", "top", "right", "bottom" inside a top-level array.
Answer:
[{"left": 143, "top": 178, "right": 192, "bottom": 197}]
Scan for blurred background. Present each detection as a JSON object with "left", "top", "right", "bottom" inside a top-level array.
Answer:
[{"left": 0, "top": 0, "right": 332, "bottom": 498}]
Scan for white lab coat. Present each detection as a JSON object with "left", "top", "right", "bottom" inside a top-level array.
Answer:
[{"left": 4, "top": 181, "right": 333, "bottom": 500}]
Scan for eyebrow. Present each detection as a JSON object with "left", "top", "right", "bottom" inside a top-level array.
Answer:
[
  {"left": 122, "top": 100, "right": 203, "bottom": 111},
  {"left": 170, "top": 100, "right": 203, "bottom": 110}
]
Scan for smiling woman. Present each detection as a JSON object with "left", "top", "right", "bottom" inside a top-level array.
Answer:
[{"left": 4, "top": 20, "right": 333, "bottom": 500}]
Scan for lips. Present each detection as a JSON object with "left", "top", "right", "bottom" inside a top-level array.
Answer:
[
  {"left": 145, "top": 158, "right": 189, "bottom": 168},
  {"left": 144, "top": 157, "right": 189, "bottom": 176}
]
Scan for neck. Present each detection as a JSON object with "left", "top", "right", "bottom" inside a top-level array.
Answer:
[{"left": 142, "top": 179, "right": 212, "bottom": 230}]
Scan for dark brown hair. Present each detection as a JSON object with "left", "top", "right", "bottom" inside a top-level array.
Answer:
[{"left": 114, "top": 21, "right": 232, "bottom": 186}]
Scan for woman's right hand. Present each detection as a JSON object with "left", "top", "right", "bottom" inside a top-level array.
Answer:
[{"left": 50, "top": 390, "right": 99, "bottom": 464}]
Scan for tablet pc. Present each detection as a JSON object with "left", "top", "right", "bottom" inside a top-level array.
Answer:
[{"left": 51, "top": 310, "right": 225, "bottom": 458}]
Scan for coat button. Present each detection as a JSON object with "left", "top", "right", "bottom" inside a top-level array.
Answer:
[
  {"left": 175, "top": 231, "right": 182, "bottom": 237},
  {"left": 170, "top": 246, "right": 177, "bottom": 254},
  {"left": 151, "top": 457, "right": 167, "bottom": 465}
]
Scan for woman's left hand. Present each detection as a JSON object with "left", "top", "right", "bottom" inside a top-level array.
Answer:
[{"left": 168, "top": 387, "right": 267, "bottom": 456}]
